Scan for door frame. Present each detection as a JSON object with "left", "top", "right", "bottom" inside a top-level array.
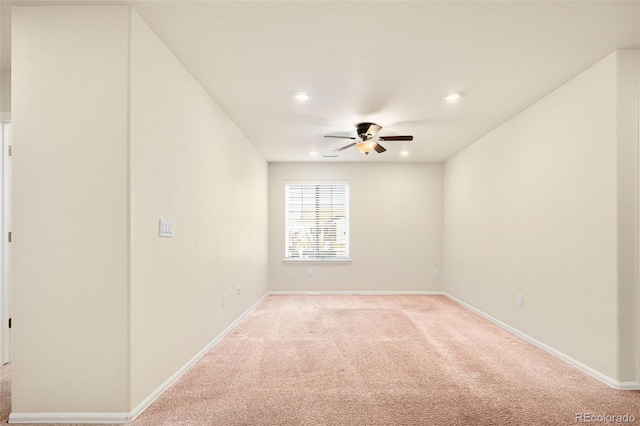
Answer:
[{"left": 1, "top": 121, "right": 11, "bottom": 365}]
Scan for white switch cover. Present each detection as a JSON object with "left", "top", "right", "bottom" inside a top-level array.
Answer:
[
  {"left": 307, "top": 269, "right": 313, "bottom": 277},
  {"left": 159, "top": 219, "right": 174, "bottom": 237},
  {"left": 222, "top": 293, "right": 227, "bottom": 307},
  {"left": 517, "top": 294, "right": 524, "bottom": 307},
  {"left": 433, "top": 268, "right": 439, "bottom": 277}
]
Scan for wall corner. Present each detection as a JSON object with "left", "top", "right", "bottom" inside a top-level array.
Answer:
[{"left": 615, "top": 48, "right": 640, "bottom": 383}]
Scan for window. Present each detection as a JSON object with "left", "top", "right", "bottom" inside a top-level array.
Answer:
[{"left": 285, "top": 181, "right": 350, "bottom": 262}]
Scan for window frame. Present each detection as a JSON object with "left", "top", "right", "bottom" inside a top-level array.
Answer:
[{"left": 283, "top": 180, "right": 351, "bottom": 263}]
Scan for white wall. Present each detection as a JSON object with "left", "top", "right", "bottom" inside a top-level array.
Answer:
[
  {"left": 444, "top": 51, "right": 639, "bottom": 385},
  {"left": 12, "top": 6, "right": 130, "bottom": 412},
  {"left": 129, "top": 11, "right": 268, "bottom": 408},
  {"left": 269, "top": 162, "right": 443, "bottom": 292},
  {"left": 11, "top": 5, "right": 269, "bottom": 417}
]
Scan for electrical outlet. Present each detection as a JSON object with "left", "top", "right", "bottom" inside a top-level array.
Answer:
[
  {"left": 307, "top": 269, "right": 313, "bottom": 277},
  {"left": 517, "top": 293, "right": 524, "bottom": 307},
  {"left": 222, "top": 293, "right": 227, "bottom": 307},
  {"left": 236, "top": 286, "right": 241, "bottom": 297},
  {"left": 433, "top": 268, "right": 439, "bottom": 277}
]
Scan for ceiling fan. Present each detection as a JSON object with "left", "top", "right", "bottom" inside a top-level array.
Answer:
[{"left": 325, "top": 122, "right": 413, "bottom": 155}]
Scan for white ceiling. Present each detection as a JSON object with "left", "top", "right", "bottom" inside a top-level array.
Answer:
[{"left": 2, "top": 1, "right": 640, "bottom": 162}]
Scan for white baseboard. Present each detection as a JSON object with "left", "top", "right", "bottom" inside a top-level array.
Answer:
[
  {"left": 617, "top": 381, "right": 640, "bottom": 390},
  {"left": 9, "top": 412, "right": 130, "bottom": 424},
  {"left": 8, "top": 293, "right": 269, "bottom": 425},
  {"left": 444, "top": 293, "right": 640, "bottom": 391},
  {"left": 269, "top": 290, "right": 445, "bottom": 296}
]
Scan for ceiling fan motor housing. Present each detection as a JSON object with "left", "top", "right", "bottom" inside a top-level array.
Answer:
[{"left": 356, "top": 122, "right": 382, "bottom": 140}]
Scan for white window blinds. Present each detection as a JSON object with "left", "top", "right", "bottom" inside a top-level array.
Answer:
[{"left": 285, "top": 181, "right": 350, "bottom": 261}]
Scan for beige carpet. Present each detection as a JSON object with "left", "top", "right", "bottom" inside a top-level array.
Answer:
[
  {"left": 0, "top": 362, "right": 8, "bottom": 424},
  {"left": 2, "top": 295, "right": 640, "bottom": 425}
]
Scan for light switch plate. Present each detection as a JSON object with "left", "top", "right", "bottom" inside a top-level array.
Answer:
[{"left": 159, "top": 219, "right": 174, "bottom": 237}]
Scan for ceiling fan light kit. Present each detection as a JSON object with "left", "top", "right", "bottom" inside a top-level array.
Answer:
[
  {"left": 325, "top": 122, "right": 413, "bottom": 156},
  {"left": 355, "top": 141, "right": 377, "bottom": 155}
]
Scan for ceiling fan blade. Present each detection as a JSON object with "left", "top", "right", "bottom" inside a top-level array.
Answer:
[
  {"left": 325, "top": 135, "right": 356, "bottom": 139},
  {"left": 334, "top": 142, "right": 357, "bottom": 152},
  {"left": 378, "top": 135, "right": 413, "bottom": 141},
  {"left": 374, "top": 143, "right": 387, "bottom": 153}
]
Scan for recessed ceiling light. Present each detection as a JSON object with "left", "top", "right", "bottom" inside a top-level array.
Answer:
[
  {"left": 442, "top": 91, "right": 464, "bottom": 102},
  {"left": 308, "top": 151, "right": 319, "bottom": 156},
  {"left": 400, "top": 150, "right": 410, "bottom": 157},
  {"left": 294, "top": 92, "right": 310, "bottom": 102}
]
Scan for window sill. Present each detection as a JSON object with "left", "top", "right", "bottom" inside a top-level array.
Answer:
[{"left": 283, "top": 258, "right": 352, "bottom": 264}]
